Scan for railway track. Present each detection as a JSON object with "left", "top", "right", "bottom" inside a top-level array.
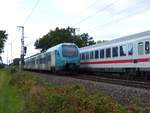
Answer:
[
  {"left": 71, "top": 74, "right": 150, "bottom": 89},
  {"left": 28, "top": 71, "right": 150, "bottom": 89}
]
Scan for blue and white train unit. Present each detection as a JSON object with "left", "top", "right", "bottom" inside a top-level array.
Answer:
[
  {"left": 80, "top": 30, "right": 150, "bottom": 74},
  {"left": 24, "top": 43, "right": 80, "bottom": 72}
]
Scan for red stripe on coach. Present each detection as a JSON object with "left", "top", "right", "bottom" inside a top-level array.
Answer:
[{"left": 80, "top": 58, "right": 150, "bottom": 64}]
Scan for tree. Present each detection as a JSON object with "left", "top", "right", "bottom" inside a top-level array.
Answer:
[
  {"left": 0, "top": 30, "right": 8, "bottom": 53},
  {"left": 97, "top": 40, "right": 108, "bottom": 44},
  {"left": 80, "top": 33, "right": 96, "bottom": 46},
  {"left": 0, "top": 56, "right": 4, "bottom": 68},
  {"left": 0, "top": 56, "right": 2, "bottom": 63},
  {"left": 34, "top": 27, "right": 95, "bottom": 51}
]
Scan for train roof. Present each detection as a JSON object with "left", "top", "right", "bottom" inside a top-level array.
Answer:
[
  {"left": 46, "top": 43, "right": 76, "bottom": 52},
  {"left": 24, "top": 53, "right": 41, "bottom": 60},
  {"left": 80, "top": 30, "right": 150, "bottom": 50},
  {"left": 25, "top": 43, "right": 77, "bottom": 60}
]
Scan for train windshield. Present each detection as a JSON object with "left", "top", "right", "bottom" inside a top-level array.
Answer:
[{"left": 62, "top": 45, "right": 78, "bottom": 57}]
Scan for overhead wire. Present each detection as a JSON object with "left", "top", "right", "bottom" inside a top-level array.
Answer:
[
  {"left": 73, "top": 0, "right": 121, "bottom": 26},
  {"left": 85, "top": 0, "right": 99, "bottom": 10},
  {"left": 23, "top": 0, "right": 41, "bottom": 25},
  {"left": 22, "top": 0, "right": 41, "bottom": 48},
  {"left": 88, "top": 3, "right": 150, "bottom": 33},
  {"left": 77, "top": 0, "right": 99, "bottom": 15},
  {"left": 25, "top": 39, "right": 37, "bottom": 46}
]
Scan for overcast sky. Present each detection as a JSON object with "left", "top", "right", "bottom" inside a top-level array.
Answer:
[{"left": 1, "top": 0, "right": 150, "bottom": 64}]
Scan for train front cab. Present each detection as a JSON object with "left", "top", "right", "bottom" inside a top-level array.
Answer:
[{"left": 54, "top": 44, "right": 80, "bottom": 72}]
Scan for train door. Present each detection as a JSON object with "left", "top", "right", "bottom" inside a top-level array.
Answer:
[
  {"left": 46, "top": 52, "right": 51, "bottom": 71},
  {"left": 50, "top": 51, "right": 55, "bottom": 68}
]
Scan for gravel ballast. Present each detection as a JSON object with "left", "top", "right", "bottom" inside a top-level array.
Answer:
[{"left": 35, "top": 73, "right": 150, "bottom": 107}]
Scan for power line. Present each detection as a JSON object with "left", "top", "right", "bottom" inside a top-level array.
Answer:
[
  {"left": 25, "top": 39, "right": 37, "bottom": 46},
  {"left": 88, "top": 4, "right": 150, "bottom": 33},
  {"left": 23, "top": 0, "right": 40, "bottom": 25},
  {"left": 73, "top": 0, "right": 121, "bottom": 26},
  {"left": 77, "top": 0, "right": 99, "bottom": 15},
  {"left": 85, "top": 0, "right": 99, "bottom": 10}
]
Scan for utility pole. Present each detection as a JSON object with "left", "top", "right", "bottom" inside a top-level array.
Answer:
[{"left": 17, "top": 26, "right": 24, "bottom": 71}]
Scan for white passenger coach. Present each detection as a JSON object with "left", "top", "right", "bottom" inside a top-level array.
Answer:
[{"left": 80, "top": 30, "right": 150, "bottom": 73}]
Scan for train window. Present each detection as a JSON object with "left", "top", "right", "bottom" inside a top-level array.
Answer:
[
  {"left": 45, "top": 53, "right": 50, "bottom": 62},
  {"left": 100, "top": 49, "right": 104, "bottom": 58},
  {"left": 86, "top": 52, "right": 89, "bottom": 60},
  {"left": 138, "top": 42, "right": 144, "bottom": 55},
  {"left": 128, "top": 44, "right": 133, "bottom": 56},
  {"left": 39, "top": 58, "right": 41, "bottom": 63},
  {"left": 106, "top": 48, "right": 111, "bottom": 58},
  {"left": 43, "top": 57, "right": 46, "bottom": 63},
  {"left": 145, "top": 41, "right": 149, "bottom": 54},
  {"left": 120, "top": 45, "right": 126, "bottom": 56},
  {"left": 48, "top": 54, "right": 51, "bottom": 61},
  {"left": 80, "top": 53, "right": 83, "bottom": 60},
  {"left": 90, "top": 51, "right": 94, "bottom": 59},
  {"left": 62, "top": 45, "right": 78, "bottom": 57},
  {"left": 95, "top": 50, "right": 99, "bottom": 59},
  {"left": 81, "top": 53, "right": 85, "bottom": 60},
  {"left": 112, "top": 47, "right": 118, "bottom": 57},
  {"left": 38, "top": 56, "right": 40, "bottom": 64},
  {"left": 41, "top": 57, "right": 44, "bottom": 64}
]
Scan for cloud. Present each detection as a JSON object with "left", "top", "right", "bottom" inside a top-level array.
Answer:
[{"left": 55, "top": 0, "right": 97, "bottom": 16}]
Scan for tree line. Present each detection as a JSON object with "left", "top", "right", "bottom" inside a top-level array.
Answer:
[
  {"left": 34, "top": 27, "right": 96, "bottom": 51},
  {"left": 0, "top": 27, "right": 96, "bottom": 55}
]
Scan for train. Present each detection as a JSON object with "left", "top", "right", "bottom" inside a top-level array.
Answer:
[
  {"left": 24, "top": 43, "right": 80, "bottom": 72},
  {"left": 80, "top": 30, "right": 150, "bottom": 75}
]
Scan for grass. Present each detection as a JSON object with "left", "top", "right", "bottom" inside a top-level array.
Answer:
[{"left": 0, "top": 69, "right": 24, "bottom": 113}]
